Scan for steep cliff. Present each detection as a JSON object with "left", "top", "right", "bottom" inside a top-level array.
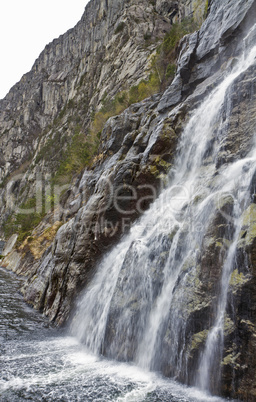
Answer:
[
  {"left": 0, "top": 0, "right": 171, "bottom": 224},
  {"left": 0, "top": 0, "right": 204, "bottom": 315},
  {"left": 2, "top": 0, "right": 256, "bottom": 400}
]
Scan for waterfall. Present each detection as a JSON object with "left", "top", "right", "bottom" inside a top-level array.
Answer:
[{"left": 71, "top": 24, "right": 256, "bottom": 394}]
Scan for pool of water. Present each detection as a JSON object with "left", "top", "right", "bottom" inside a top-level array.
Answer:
[{"left": 0, "top": 267, "right": 228, "bottom": 402}]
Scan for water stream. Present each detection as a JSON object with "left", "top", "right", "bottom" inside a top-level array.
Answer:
[{"left": 71, "top": 24, "right": 256, "bottom": 395}]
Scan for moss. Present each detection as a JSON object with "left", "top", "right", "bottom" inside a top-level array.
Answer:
[
  {"left": 3, "top": 197, "right": 45, "bottom": 243},
  {"left": 53, "top": 127, "right": 100, "bottom": 184},
  {"left": 223, "top": 238, "right": 231, "bottom": 248},
  {"left": 222, "top": 351, "right": 241, "bottom": 367},
  {"left": 240, "top": 204, "right": 256, "bottom": 245},
  {"left": 149, "top": 165, "right": 159, "bottom": 176},
  {"left": 229, "top": 269, "right": 250, "bottom": 293},
  {"left": 129, "top": 74, "right": 160, "bottom": 104},
  {"left": 145, "top": 19, "right": 200, "bottom": 94},
  {"left": 224, "top": 316, "right": 235, "bottom": 336},
  {"left": 242, "top": 204, "right": 256, "bottom": 226},
  {"left": 192, "top": 0, "right": 209, "bottom": 24},
  {"left": 203, "top": 236, "right": 217, "bottom": 249},
  {"left": 204, "top": 0, "right": 209, "bottom": 17},
  {"left": 166, "top": 63, "right": 176, "bottom": 79},
  {"left": 191, "top": 329, "right": 208, "bottom": 352},
  {"left": 240, "top": 319, "right": 255, "bottom": 331},
  {"left": 157, "top": 158, "right": 171, "bottom": 171}
]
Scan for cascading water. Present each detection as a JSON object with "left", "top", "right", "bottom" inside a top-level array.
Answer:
[{"left": 71, "top": 23, "right": 256, "bottom": 396}]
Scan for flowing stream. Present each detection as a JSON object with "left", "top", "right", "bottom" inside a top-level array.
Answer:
[{"left": 71, "top": 23, "right": 256, "bottom": 395}]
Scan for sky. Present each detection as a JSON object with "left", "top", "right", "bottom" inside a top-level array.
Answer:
[{"left": 0, "top": 1, "right": 90, "bottom": 99}]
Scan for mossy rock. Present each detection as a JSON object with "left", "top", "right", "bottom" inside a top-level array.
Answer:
[
  {"left": 239, "top": 204, "right": 256, "bottom": 246},
  {"left": 222, "top": 351, "right": 241, "bottom": 368},
  {"left": 190, "top": 329, "right": 208, "bottom": 352},
  {"left": 224, "top": 316, "right": 235, "bottom": 336},
  {"left": 229, "top": 268, "right": 250, "bottom": 293}
]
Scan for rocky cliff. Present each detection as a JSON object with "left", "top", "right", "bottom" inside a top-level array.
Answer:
[
  {"left": 0, "top": 0, "right": 205, "bottom": 317},
  {"left": 1, "top": 0, "right": 256, "bottom": 400}
]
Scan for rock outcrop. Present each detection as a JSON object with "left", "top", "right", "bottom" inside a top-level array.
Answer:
[
  {"left": 0, "top": 0, "right": 206, "bottom": 318},
  {"left": 0, "top": 0, "right": 172, "bottom": 224},
  {"left": 2, "top": 0, "right": 256, "bottom": 400}
]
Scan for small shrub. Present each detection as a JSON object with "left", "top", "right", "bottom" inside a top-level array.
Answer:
[
  {"left": 3, "top": 197, "right": 45, "bottom": 243},
  {"left": 166, "top": 63, "right": 176, "bottom": 79},
  {"left": 149, "top": 17, "right": 200, "bottom": 91},
  {"left": 67, "top": 16, "right": 203, "bottom": 180},
  {"left": 54, "top": 127, "right": 100, "bottom": 184},
  {"left": 35, "top": 132, "right": 65, "bottom": 164},
  {"left": 58, "top": 105, "right": 67, "bottom": 120},
  {"left": 204, "top": 0, "right": 209, "bottom": 17}
]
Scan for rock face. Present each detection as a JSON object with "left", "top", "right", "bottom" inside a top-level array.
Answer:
[
  {"left": 0, "top": 0, "right": 204, "bottom": 315},
  {"left": 2, "top": 0, "right": 256, "bottom": 400},
  {"left": 0, "top": 0, "right": 172, "bottom": 224},
  {"left": 0, "top": 0, "right": 200, "bottom": 187}
]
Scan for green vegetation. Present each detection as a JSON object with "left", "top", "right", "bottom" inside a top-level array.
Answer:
[
  {"left": 33, "top": 17, "right": 201, "bottom": 185},
  {"left": 34, "top": 132, "right": 66, "bottom": 164},
  {"left": 53, "top": 125, "right": 100, "bottom": 183},
  {"left": 3, "top": 197, "right": 45, "bottom": 243},
  {"left": 193, "top": 0, "right": 209, "bottom": 24},
  {"left": 90, "top": 79, "right": 159, "bottom": 138},
  {"left": 191, "top": 329, "right": 208, "bottom": 352},
  {"left": 205, "top": 0, "right": 209, "bottom": 17},
  {"left": 153, "top": 17, "right": 199, "bottom": 89},
  {"left": 1, "top": 11, "right": 207, "bottom": 244},
  {"left": 91, "top": 18, "right": 199, "bottom": 136}
]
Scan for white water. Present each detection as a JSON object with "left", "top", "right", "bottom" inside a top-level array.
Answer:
[
  {"left": 71, "top": 23, "right": 256, "bottom": 396},
  {"left": 0, "top": 267, "right": 223, "bottom": 401},
  {"left": 1, "top": 334, "right": 224, "bottom": 402}
]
